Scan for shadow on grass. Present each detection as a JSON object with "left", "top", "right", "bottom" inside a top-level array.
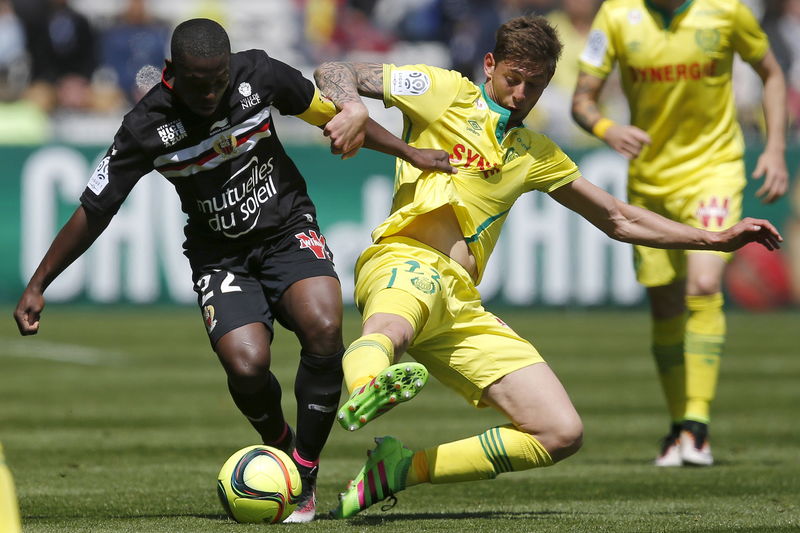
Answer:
[{"left": 327, "top": 509, "right": 578, "bottom": 523}]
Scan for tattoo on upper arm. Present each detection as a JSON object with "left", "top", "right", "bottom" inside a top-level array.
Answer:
[
  {"left": 315, "top": 62, "right": 384, "bottom": 106},
  {"left": 353, "top": 63, "right": 384, "bottom": 99}
]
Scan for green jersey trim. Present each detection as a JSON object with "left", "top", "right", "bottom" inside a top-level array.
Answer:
[
  {"left": 646, "top": 0, "right": 694, "bottom": 29},
  {"left": 465, "top": 208, "right": 511, "bottom": 243},
  {"left": 480, "top": 83, "right": 510, "bottom": 143}
]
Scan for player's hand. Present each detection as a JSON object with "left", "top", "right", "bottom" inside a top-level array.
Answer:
[
  {"left": 603, "top": 124, "right": 651, "bottom": 160},
  {"left": 408, "top": 148, "right": 457, "bottom": 174},
  {"left": 323, "top": 101, "right": 369, "bottom": 159},
  {"left": 752, "top": 148, "right": 788, "bottom": 204},
  {"left": 712, "top": 217, "right": 783, "bottom": 252},
  {"left": 14, "top": 288, "right": 45, "bottom": 336}
]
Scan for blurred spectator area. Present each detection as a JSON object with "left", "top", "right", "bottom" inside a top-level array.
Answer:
[{"left": 0, "top": 0, "right": 797, "bottom": 146}]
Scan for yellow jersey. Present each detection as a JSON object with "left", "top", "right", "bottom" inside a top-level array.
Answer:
[
  {"left": 373, "top": 64, "right": 580, "bottom": 283},
  {"left": 578, "top": 0, "right": 769, "bottom": 195}
]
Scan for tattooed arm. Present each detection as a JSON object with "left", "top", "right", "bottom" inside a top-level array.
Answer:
[
  {"left": 312, "top": 62, "right": 386, "bottom": 159},
  {"left": 314, "top": 62, "right": 385, "bottom": 103},
  {"left": 572, "top": 71, "right": 651, "bottom": 160},
  {"left": 313, "top": 62, "right": 456, "bottom": 173}
]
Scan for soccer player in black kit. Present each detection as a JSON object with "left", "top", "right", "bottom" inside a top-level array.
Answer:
[{"left": 13, "top": 19, "right": 453, "bottom": 523}]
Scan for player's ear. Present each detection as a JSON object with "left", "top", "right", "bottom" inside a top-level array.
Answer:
[{"left": 483, "top": 53, "right": 496, "bottom": 79}]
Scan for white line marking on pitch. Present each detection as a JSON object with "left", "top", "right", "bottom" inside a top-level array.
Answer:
[{"left": 0, "top": 338, "right": 126, "bottom": 366}]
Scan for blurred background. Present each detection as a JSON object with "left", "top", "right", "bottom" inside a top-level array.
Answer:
[{"left": 0, "top": 0, "right": 798, "bottom": 311}]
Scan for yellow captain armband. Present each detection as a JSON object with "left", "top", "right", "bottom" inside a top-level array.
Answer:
[
  {"left": 591, "top": 118, "right": 615, "bottom": 140},
  {"left": 296, "top": 88, "right": 338, "bottom": 126}
]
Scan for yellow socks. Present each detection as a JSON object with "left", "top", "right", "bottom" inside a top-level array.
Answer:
[
  {"left": 652, "top": 312, "right": 688, "bottom": 423},
  {"left": 342, "top": 333, "right": 393, "bottom": 394},
  {"left": 684, "top": 293, "right": 725, "bottom": 423},
  {"left": 405, "top": 425, "right": 553, "bottom": 486},
  {"left": 0, "top": 444, "right": 22, "bottom": 533}
]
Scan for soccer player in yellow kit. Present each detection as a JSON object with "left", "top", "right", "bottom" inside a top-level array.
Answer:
[
  {"left": 0, "top": 443, "right": 22, "bottom": 533},
  {"left": 572, "top": 0, "right": 788, "bottom": 466},
  {"left": 315, "top": 16, "right": 782, "bottom": 517}
]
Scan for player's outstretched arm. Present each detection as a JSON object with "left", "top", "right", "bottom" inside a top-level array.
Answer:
[
  {"left": 13, "top": 205, "right": 113, "bottom": 336},
  {"left": 314, "top": 62, "right": 385, "bottom": 159},
  {"left": 751, "top": 49, "right": 788, "bottom": 204},
  {"left": 549, "top": 177, "right": 782, "bottom": 252},
  {"left": 572, "top": 72, "right": 650, "bottom": 159}
]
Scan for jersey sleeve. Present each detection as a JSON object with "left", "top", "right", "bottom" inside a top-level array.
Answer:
[
  {"left": 526, "top": 134, "right": 581, "bottom": 193},
  {"left": 731, "top": 0, "right": 769, "bottom": 64},
  {"left": 80, "top": 124, "right": 153, "bottom": 216},
  {"left": 382, "top": 64, "right": 463, "bottom": 128},
  {"left": 266, "top": 54, "right": 337, "bottom": 126},
  {"left": 578, "top": 3, "right": 616, "bottom": 79}
]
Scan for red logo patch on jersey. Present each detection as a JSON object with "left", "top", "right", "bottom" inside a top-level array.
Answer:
[
  {"left": 696, "top": 196, "right": 729, "bottom": 228},
  {"left": 295, "top": 230, "right": 331, "bottom": 260}
]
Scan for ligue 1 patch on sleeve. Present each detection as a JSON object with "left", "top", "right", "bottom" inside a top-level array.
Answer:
[
  {"left": 580, "top": 29, "right": 608, "bottom": 68},
  {"left": 87, "top": 156, "right": 110, "bottom": 195},
  {"left": 391, "top": 70, "right": 431, "bottom": 96}
]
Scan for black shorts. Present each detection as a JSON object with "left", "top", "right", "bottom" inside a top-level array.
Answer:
[{"left": 187, "top": 225, "right": 338, "bottom": 346}]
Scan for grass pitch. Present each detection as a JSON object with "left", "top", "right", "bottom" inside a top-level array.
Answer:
[{"left": 1, "top": 306, "right": 798, "bottom": 532}]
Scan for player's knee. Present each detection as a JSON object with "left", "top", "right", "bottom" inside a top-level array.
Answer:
[
  {"left": 530, "top": 416, "right": 583, "bottom": 463},
  {"left": 221, "top": 344, "right": 270, "bottom": 387},
  {"left": 298, "top": 312, "right": 343, "bottom": 354},
  {"left": 687, "top": 274, "right": 721, "bottom": 297}
]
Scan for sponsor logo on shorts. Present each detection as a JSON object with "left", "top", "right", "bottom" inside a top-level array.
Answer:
[
  {"left": 295, "top": 230, "right": 332, "bottom": 260},
  {"left": 157, "top": 119, "right": 187, "bottom": 147},
  {"left": 696, "top": 196, "right": 729, "bottom": 228},
  {"left": 203, "top": 305, "right": 218, "bottom": 333}
]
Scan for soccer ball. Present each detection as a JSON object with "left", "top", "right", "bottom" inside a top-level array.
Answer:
[{"left": 216, "top": 445, "right": 302, "bottom": 523}]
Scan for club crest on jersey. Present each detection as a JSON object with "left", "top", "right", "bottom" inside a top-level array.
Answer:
[
  {"left": 627, "top": 8, "right": 643, "bottom": 24},
  {"left": 411, "top": 276, "right": 436, "bottom": 295},
  {"left": 238, "top": 82, "right": 252, "bottom": 97},
  {"left": 696, "top": 196, "right": 729, "bottom": 228},
  {"left": 157, "top": 119, "right": 187, "bottom": 147},
  {"left": 203, "top": 305, "right": 217, "bottom": 333},
  {"left": 213, "top": 133, "right": 238, "bottom": 156},
  {"left": 695, "top": 29, "right": 721, "bottom": 53},
  {"left": 295, "top": 230, "right": 332, "bottom": 260}
]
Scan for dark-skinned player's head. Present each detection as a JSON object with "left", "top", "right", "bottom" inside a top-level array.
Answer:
[
  {"left": 169, "top": 19, "right": 231, "bottom": 117},
  {"left": 483, "top": 16, "right": 563, "bottom": 126}
]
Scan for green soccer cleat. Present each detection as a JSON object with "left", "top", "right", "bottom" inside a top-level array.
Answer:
[
  {"left": 337, "top": 363, "right": 428, "bottom": 431},
  {"left": 331, "top": 436, "right": 413, "bottom": 519}
]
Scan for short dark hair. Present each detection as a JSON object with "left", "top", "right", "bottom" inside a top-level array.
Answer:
[
  {"left": 171, "top": 18, "right": 231, "bottom": 65},
  {"left": 493, "top": 16, "right": 563, "bottom": 76}
]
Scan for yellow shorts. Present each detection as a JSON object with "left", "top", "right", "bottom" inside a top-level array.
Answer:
[
  {"left": 354, "top": 237, "right": 545, "bottom": 407},
  {"left": 628, "top": 161, "right": 744, "bottom": 287}
]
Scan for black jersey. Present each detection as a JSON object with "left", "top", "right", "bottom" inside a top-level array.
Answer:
[{"left": 80, "top": 49, "right": 337, "bottom": 255}]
